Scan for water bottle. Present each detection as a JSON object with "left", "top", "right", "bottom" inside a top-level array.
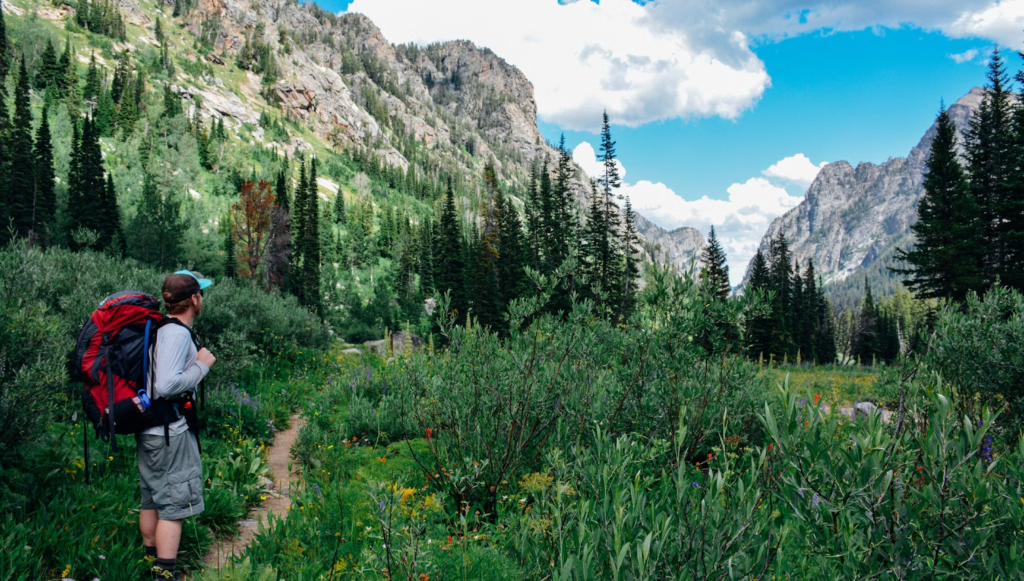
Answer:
[{"left": 138, "top": 390, "right": 151, "bottom": 411}]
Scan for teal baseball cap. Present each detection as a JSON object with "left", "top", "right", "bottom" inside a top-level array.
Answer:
[{"left": 174, "top": 270, "right": 214, "bottom": 291}]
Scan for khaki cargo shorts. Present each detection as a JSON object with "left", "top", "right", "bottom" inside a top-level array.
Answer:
[{"left": 137, "top": 431, "right": 205, "bottom": 521}]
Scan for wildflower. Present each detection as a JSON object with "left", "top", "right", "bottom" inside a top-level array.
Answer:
[
  {"left": 813, "top": 394, "right": 822, "bottom": 404},
  {"left": 707, "top": 453, "right": 712, "bottom": 460},
  {"left": 692, "top": 482, "right": 700, "bottom": 488},
  {"left": 768, "top": 445, "right": 773, "bottom": 451},
  {"left": 98, "top": 555, "right": 105, "bottom": 560},
  {"left": 379, "top": 457, "right": 387, "bottom": 462},
  {"left": 812, "top": 493, "right": 820, "bottom": 509},
  {"left": 426, "top": 428, "right": 433, "bottom": 441}
]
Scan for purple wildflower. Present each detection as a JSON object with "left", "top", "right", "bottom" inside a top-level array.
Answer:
[
  {"left": 812, "top": 493, "right": 820, "bottom": 509},
  {"left": 692, "top": 482, "right": 700, "bottom": 488}
]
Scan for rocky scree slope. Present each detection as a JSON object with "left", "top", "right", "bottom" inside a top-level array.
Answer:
[{"left": 742, "top": 87, "right": 985, "bottom": 289}]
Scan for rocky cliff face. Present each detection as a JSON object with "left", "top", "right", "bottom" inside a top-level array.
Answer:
[
  {"left": 742, "top": 87, "right": 985, "bottom": 287},
  {"left": 634, "top": 213, "right": 705, "bottom": 272},
  {"left": 169, "top": 0, "right": 702, "bottom": 266}
]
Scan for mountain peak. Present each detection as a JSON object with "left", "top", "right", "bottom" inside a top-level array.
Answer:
[{"left": 742, "top": 86, "right": 986, "bottom": 292}]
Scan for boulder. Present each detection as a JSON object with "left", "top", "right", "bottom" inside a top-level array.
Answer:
[{"left": 365, "top": 331, "right": 424, "bottom": 356}]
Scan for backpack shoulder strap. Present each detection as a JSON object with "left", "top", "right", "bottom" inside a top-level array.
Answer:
[{"left": 158, "top": 316, "right": 201, "bottom": 349}]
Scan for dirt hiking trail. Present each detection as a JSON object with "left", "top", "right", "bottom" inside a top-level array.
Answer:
[{"left": 203, "top": 415, "right": 304, "bottom": 569}]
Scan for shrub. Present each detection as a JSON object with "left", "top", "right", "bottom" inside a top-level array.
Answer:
[{"left": 926, "top": 284, "right": 1024, "bottom": 437}]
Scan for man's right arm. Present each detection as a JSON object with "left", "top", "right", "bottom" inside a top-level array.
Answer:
[{"left": 153, "top": 328, "right": 210, "bottom": 398}]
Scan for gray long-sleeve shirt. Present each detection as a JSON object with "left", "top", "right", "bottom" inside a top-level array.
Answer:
[{"left": 142, "top": 322, "right": 210, "bottom": 437}]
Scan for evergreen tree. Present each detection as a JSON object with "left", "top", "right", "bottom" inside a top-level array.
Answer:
[
  {"left": 162, "top": 83, "right": 182, "bottom": 118},
  {"left": 418, "top": 216, "right": 435, "bottom": 294},
  {"left": 299, "top": 157, "right": 321, "bottom": 314},
  {"left": 854, "top": 280, "right": 877, "bottom": 365},
  {"left": 36, "top": 42, "right": 58, "bottom": 90},
  {"left": 800, "top": 260, "right": 818, "bottom": 361},
  {"left": 95, "top": 89, "right": 115, "bottom": 137},
  {"left": 744, "top": 248, "right": 774, "bottom": 361},
  {"left": 1006, "top": 64, "right": 1024, "bottom": 291},
  {"left": 497, "top": 189, "right": 528, "bottom": 316},
  {"left": 32, "top": 107, "right": 55, "bottom": 245},
  {"left": 223, "top": 213, "right": 237, "bottom": 278},
  {"left": 59, "top": 37, "right": 77, "bottom": 104},
  {"left": 84, "top": 53, "right": 102, "bottom": 100},
  {"left": 435, "top": 181, "right": 465, "bottom": 320},
  {"left": 767, "top": 234, "right": 794, "bottom": 358},
  {"left": 699, "top": 225, "right": 731, "bottom": 300},
  {"left": 334, "top": 186, "right": 346, "bottom": 224},
  {"left": 964, "top": 47, "right": 1015, "bottom": 286},
  {"left": 8, "top": 57, "right": 35, "bottom": 240},
  {"left": 582, "top": 181, "right": 606, "bottom": 300},
  {"left": 129, "top": 169, "right": 182, "bottom": 268},
  {"left": 275, "top": 167, "right": 290, "bottom": 213},
  {"left": 100, "top": 166, "right": 123, "bottom": 252},
  {"left": 791, "top": 260, "right": 804, "bottom": 357},
  {"left": 0, "top": 5, "right": 9, "bottom": 82},
  {"left": 895, "top": 105, "right": 983, "bottom": 302},
  {"left": 618, "top": 195, "right": 640, "bottom": 320}
]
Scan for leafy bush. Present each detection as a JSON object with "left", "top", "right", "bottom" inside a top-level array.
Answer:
[
  {"left": 926, "top": 284, "right": 1024, "bottom": 437},
  {"left": 350, "top": 266, "right": 769, "bottom": 511}
]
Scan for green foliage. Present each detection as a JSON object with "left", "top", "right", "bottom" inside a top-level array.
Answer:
[{"left": 926, "top": 284, "right": 1024, "bottom": 437}]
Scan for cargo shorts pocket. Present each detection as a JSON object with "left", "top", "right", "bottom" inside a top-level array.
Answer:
[{"left": 168, "top": 467, "right": 202, "bottom": 509}]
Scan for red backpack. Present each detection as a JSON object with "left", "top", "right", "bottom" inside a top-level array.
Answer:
[{"left": 72, "top": 291, "right": 165, "bottom": 451}]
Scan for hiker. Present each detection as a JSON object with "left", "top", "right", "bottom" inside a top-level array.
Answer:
[{"left": 138, "top": 270, "right": 216, "bottom": 580}]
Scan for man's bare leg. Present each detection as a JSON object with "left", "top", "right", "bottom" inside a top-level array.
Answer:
[{"left": 155, "top": 519, "right": 183, "bottom": 559}]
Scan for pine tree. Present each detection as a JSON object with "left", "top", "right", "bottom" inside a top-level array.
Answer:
[
  {"left": 497, "top": 189, "right": 528, "bottom": 315},
  {"left": 800, "top": 260, "right": 818, "bottom": 361},
  {"left": 964, "top": 47, "right": 1015, "bottom": 287},
  {"left": 275, "top": 167, "right": 290, "bottom": 213},
  {"left": 223, "top": 213, "right": 237, "bottom": 278},
  {"left": 59, "top": 37, "right": 77, "bottom": 104},
  {"left": 618, "top": 195, "right": 640, "bottom": 320},
  {"left": 37, "top": 42, "right": 58, "bottom": 90},
  {"left": 854, "top": 280, "right": 877, "bottom": 365},
  {"left": 299, "top": 157, "right": 321, "bottom": 314},
  {"left": 767, "top": 234, "right": 794, "bottom": 358},
  {"left": 8, "top": 57, "right": 35, "bottom": 240},
  {"left": 162, "top": 83, "right": 182, "bottom": 118},
  {"left": 1005, "top": 65, "right": 1024, "bottom": 291},
  {"left": 32, "top": 107, "right": 55, "bottom": 246},
  {"left": 95, "top": 89, "right": 116, "bottom": 137},
  {"left": 582, "top": 181, "right": 606, "bottom": 301},
  {"left": 700, "top": 225, "right": 731, "bottom": 300},
  {"left": 0, "top": 5, "right": 9, "bottom": 82},
  {"left": 895, "top": 105, "right": 983, "bottom": 302},
  {"left": 435, "top": 181, "right": 465, "bottom": 320},
  {"left": 100, "top": 167, "right": 123, "bottom": 252},
  {"left": 334, "top": 187, "right": 346, "bottom": 224},
  {"left": 791, "top": 260, "right": 804, "bottom": 357},
  {"left": 129, "top": 170, "right": 181, "bottom": 268},
  {"left": 84, "top": 53, "right": 101, "bottom": 100},
  {"left": 418, "top": 216, "right": 435, "bottom": 294},
  {"left": 744, "top": 248, "right": 774, "bottom": 360}
]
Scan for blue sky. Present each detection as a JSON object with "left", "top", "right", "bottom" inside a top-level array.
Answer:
[
  {"left": 541, "top": 27, "right": 992, "bottom": 200},
  {"left": 328, "top": 0, "right": 1020, "bottom": 281}
]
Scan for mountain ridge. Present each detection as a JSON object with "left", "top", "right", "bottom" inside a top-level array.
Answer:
[{"left": 741, "top": 86, "right": 986, "bottom": 292}]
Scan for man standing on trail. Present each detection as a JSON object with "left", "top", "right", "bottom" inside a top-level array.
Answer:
[{"left": 139, "top": 270, "right": 216, "bottom": 580}]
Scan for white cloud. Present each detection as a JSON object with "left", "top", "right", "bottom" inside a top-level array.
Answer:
[
  {"left": 945, "top": 0, "right": 1024, "bottom": 46},
  {"left": 571, "top": 142, "right": 627, "bottom": 183},
  {"left": 762, "top": 154, "right": 828, "bottom": 188},
  {"left": 573, "top": 142, "right": 807, "bottom": 285},
  {"left": 349, "top": 0, "right": 771, "bottom": 130},
  {"left": 949, "top": 49, "right": 980, "bottom": 64}
]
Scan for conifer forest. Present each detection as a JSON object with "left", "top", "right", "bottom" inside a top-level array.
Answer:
[{"left": 0, "top": 0, "right": 1023, "bottom": 579}]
